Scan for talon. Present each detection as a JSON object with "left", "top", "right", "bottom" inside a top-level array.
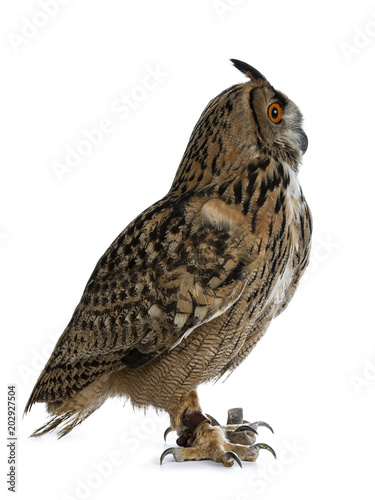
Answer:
[
  {"left": 163, "top": 426, "right": 173, "bottom": 442},
  {"left": 160, "top": 447, "right": 182, "bottom": 465},
  {"left": 248, "top": 421, "right": 274, "bottom": 434},
  {"left": 251, "top": 443, "right": 277, "bottom": 459},
  {"left": 222, "top": 451, "right": 242, "bottom": 468},
  {"left": 233, "top": 424, "right": 258, "bottom": 435},
  {"left": 206, "top": 414, "right": 221, "bottom": 427}
]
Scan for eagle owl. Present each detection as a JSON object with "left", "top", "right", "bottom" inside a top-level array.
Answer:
[{"left": 25, "top": 60, "right": 312, "bottom": 467}]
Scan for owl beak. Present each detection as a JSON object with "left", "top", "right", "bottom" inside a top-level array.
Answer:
[{"left": 299, "top": 130, "right": 308, "bottom": 155}]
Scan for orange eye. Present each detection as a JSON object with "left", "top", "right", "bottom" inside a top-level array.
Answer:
[{"left": 268, "top": 102, "right": 283, "bottom": 124}]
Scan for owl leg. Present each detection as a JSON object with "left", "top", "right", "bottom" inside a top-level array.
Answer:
[{"left": 161, "top": 391, "right": 275, "bottom": 467}]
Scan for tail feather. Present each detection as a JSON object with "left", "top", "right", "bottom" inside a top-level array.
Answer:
[
  {"left": 30, "top": 407, "right": 98, "bottom": 439},
  {"left": 24, "top": 361, "right": 110, "bottom": 416},
  {"left": 28, "top": 375, "right": 109, "bottom": 438}
]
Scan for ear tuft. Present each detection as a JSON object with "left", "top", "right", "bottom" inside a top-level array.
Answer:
[{"left": 230, "top": 59, "right": 268, "bottom": 84}]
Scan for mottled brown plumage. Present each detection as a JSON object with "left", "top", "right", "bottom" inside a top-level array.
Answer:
[{"left": 25, "top": 60, "right": 312, "bottom": 466}]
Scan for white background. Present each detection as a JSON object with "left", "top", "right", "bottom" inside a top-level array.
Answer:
[{"left": 1, "top": 0, "right": 375, "bottom": 499}]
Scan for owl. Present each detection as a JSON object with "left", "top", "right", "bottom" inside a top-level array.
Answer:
[{"left": 25, "top": 59, "right": 312, "bottom": 467}]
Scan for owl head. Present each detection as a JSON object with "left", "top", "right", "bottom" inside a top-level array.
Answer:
[
  {"left": 171, "top": 59, "right": 308, "bottom": 195},
  {"left": 230, "top": 59, "right": 308, "bottom": 171}
]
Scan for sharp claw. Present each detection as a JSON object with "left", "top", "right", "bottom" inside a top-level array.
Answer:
[
  {"left": 160, "top": 447, "right": 181, "bottom": 465},
  {"left": 206, "top": 414, "right": 221, "bottom": 427},
  {"left": 248, "top": 421, "right": 274, "bottom": 434},
  {"left": 163, "top": 426, "right": 173, "bottom": 442},
  {"left": 222, "top": 451, "right": 242, "bottom": 468},
  {"left": 233, "top": 424, "right": 258, "bottom": 435},
  {"left": 251, "top": 443, "right": 277, "bottom": 459}
]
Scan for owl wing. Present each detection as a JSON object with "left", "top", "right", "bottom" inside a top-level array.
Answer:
[{"left": 25, "top": 196, "right": 262, "bottom": 409}]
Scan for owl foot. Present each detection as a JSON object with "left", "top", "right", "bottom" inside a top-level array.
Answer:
[
  {"left": 209, "top": 407, "right": 273, "bottom": 446},
  {"left": 161, "top": 408, "right": 275, "bottom": 467}
]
